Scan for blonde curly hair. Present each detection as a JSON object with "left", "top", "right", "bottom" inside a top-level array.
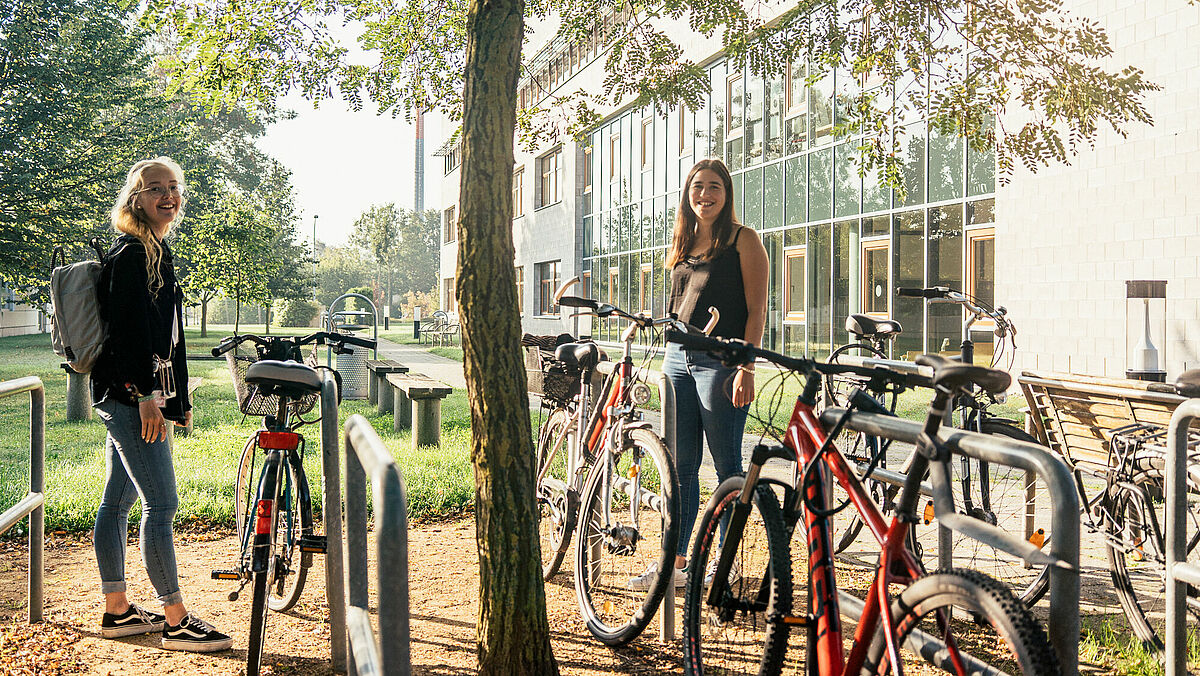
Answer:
[{"left": 109, "top": 157, "right": 187, "bottom": 295}]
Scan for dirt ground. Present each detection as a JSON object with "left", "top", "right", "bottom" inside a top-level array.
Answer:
[{"left": 0, "top": 517, "right": 1130, "bottom": 675}]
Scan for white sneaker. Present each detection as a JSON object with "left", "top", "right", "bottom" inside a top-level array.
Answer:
[
  {"left": 704, "top": 557, "right": 742, "bottom": 588},
  {"left": 627, "top": 562, "right": 686, "bottom": 591}
]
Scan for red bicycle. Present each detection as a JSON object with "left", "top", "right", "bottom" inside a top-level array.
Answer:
[{"left": 667, "top": 329, "right": 1059, "bottom": 676}]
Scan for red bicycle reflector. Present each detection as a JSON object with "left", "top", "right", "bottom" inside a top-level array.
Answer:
[
  {"left": 258, "top": 431, "right": 300, "bottom": 450},
  {"left": 255, "top": 499, "right": 274, "bottom": 535}
]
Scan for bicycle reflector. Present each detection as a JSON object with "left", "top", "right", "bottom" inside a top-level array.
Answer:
[
  {"left": 258, "top": 431, "right": 300, "bottom": 450},
  {"left": 255, "top": 499, "right": 274, "bottom": 535}
]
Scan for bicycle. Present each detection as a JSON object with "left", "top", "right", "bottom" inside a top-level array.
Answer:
[
  {"left": 209, "top": 330, "right": 374, "bottom": 676},
  {"left": 528, "top": 283, "right": 709, "bottom": 645},
  {"left": 666, "top": 328, "right": 1061, "bottom": 676},
  {"left": 825, "top": 287, "right": 1050, "bottom": 606}
]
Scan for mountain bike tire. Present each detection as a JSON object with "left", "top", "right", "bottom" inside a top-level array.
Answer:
[
  {"left": 683, "top": 477, "right": 791, "bottom": 676},
  {"left": 574, "top": 427, "right": 679, "bottom": 646},
  {"left": 865, "top": 568, "right": 1059, "bottom": 675}
]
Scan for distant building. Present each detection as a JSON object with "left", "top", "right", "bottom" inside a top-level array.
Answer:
[{"left": 434, "top": 1, "right": 1200, "bottom": 378}]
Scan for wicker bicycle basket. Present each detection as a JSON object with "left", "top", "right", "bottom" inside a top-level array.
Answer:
[
  {"left": 524, "top": 346, "right": 582, "bottom": 406},
  {"left": 225, "top": 345, "right": 321, "bottom": 417}
]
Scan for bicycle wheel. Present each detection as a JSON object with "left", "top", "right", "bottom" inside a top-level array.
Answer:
[
  {"left": 1105, "top": 458, "right": 1200, "bottom": 654},
  {"left": 246, "top": 463, "right": 282, "bottom": 676},
  {"left": 825, "top": 342, "right": 893, "bottom": 554},
  {"left": 536, "top": 407, "right": 575, "bottom": 580},
  {"left": 683, "top": 477, "right": 791, "bottom": 675},
  {"left": 574, "top": 427, "right": 679, "bottom": 645},
  {"left": 235, "top": 434, "right": 258, "bottom": 547},
  {"left": 267, "top": 455, "right": 310, "bottom": 612},
  {"left": 912, "top": 420, "right": 1052, "bottom": 606},
  {"left": 865, "top": 568, "right": 1059, "bottom": 675}
]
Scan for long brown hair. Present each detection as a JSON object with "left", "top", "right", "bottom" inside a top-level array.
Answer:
[
  {"left": 665, "top": 158, "right": 741, "bottom": 267},
  {"left": 109, "top": 157, "right": 187, "bottom": 295}
]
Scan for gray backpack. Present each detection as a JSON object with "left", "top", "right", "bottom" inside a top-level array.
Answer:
[{"left": 49, "top": 241, "right": 126, "bottom": 373}]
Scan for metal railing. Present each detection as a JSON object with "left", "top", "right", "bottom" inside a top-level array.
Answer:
[
  {"left": 318, "top": 373, "right": 348, "bottom": 671},
  {"left": 343, "top": 414, "right": 411, "bottom": 675},
  {"left": 821, "top": 407, "right": 1081, "bottom": 676},
  {"left": 0, "top": 376, "right": 45, "bottom": 623},
  {"left": 1164, "top": 398, "right": 1200, "bottom": 676}
]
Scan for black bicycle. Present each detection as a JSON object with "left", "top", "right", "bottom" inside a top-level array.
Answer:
[{"left": 209, "top": 330, "right": 374, "bottom": 676}]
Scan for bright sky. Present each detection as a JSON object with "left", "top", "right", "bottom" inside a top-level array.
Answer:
[{"left": 256, "top": 93, "right": 419, "bottom": 248}]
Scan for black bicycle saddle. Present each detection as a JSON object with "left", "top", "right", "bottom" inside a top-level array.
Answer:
[
  {"left": 554, "top": 342, "right": 600, "bottom": 370},
  {"left": 1176, "top": 369, "right": 1200, "bottom": 398},
  {"left": 845, "top": 313, "right": 903, "bottom": 339},
  {"left": 246, "top": 360, "right": 324, "bottom": 397},
  {"left": 916, "top": 353, "right": 1011, "bottom": 395}
]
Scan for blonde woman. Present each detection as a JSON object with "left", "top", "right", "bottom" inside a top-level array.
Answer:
[{"left": 90, "top": 158, "right": 231, "bottom": 651}]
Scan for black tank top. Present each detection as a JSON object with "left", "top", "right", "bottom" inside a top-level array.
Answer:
[{"left": 668, "top": 226, "right": 748, "bottom": 340}]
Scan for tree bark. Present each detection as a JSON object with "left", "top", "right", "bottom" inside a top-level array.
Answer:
[
  {"left": 200, "top": 298, "right": 208, "bottom": 338},
  {"left": 458, "top": 0, "right": 558, "bottom": 672}
]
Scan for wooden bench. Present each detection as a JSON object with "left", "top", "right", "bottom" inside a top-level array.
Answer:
[
  {"left": 366, "top": 359, "right": 409, "bottom": 409},
  {"left": 385, "top": 372, "right": 452, "bottom": 448},
  {"left": 1018, "top": 370, "right": 1196, "bottom": 476},
  {"left": 167, "top": 377, "right": 204, "bottom": 441}
]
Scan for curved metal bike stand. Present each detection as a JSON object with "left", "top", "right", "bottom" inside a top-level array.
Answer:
[
  {"left": 1165, "top": 399, "right": 1200, "bottom": 676},
  {"left": 0, "top": 376, "right": 45, "bottom": 623},
  {"left": 319, "top": 373, "right": 347, "bottom": 671},
  {"left": 343, "top": 414, "right": 411, "bottom": 675},
  {"left": 820, "top": 408, "right": 1081, "bottom": 676},
  {"left": 325, "top": 292, "right": 380, "bottom": 364}
]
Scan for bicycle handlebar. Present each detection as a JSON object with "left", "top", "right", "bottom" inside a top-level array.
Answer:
[
  {"left": 897, "top": 286, "right": 950, "bottom": 299},
  {"left": 211, "top": 331, "right": 377, "bottom": 358}
]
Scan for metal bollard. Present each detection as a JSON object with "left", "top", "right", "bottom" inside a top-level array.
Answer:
[{"left": 60, "top": 363, "right": 91, "bottom": 421}]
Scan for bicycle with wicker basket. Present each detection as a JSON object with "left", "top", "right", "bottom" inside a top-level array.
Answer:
[{"left": 208, "top": 330, "right": 374, "bottom": 676}]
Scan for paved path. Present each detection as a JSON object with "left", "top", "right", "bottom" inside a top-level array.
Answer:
[{"left": 375, "top": 336, "right": 467, "bottom": 389}]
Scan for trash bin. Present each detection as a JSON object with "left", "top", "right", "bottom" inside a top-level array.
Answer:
[{"left": 335, "top": 345, "right": 370, "bottom": 399}]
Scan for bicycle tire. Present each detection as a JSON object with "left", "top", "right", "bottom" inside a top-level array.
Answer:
[
  {"left": 910, "top": 420, "right": 1052, "bottom": 607},
  {"left": 865, "top": 568, "right": 1059, "bottom": 675},
  {"left": 683, "top": 477, "right": 791, "bottom": 676},
  {"left": 536, "top": 407, "right": 575, "bottom": 580},
  {"left": 825, "top": 342, "right": 892, "bottom": 554},
  {"left": 574, "top": 427, "right": 679, "bottom": 646},
  {"left": 246, "top": 560, "right": 272, "bottom": 676},
  {"left": 235, "top": 434, "right": 258, "bottom": 548},
  {"left": 267, "top": 455, "right": 309, "bottom": 612},
  {"left": 1105, "top": 457, "right": 1200, "bottom": 655}
]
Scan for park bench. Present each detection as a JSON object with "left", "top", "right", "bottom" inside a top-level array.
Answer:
[
  {"left": 366, "top": 359, "right": 410, "bottom": 408},
  {"left": 385, "top": 372, "right": 452, "bottom": 448},
  {"left": 1018, "top": 369, "right": 1196, "bottom": 476},
  {"left": 417, "top": 318, "right": 446, "bottom": 344}
]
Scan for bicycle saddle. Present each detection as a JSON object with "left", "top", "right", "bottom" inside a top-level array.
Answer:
[
  {"left": 245, "top": 360, "right": 324, "bottom": 396},
  {"left": 915, "top": 353, "right": 1010, "bottom": 395},
  {"left": 554, "top": 342, "right": 600, "bottom": 370},
  {"left": 845, "top": 313, "right": 903, "bottom": 339},
  {"left": 1175, "top": 369, "right": 1200, "bottom": 398}
]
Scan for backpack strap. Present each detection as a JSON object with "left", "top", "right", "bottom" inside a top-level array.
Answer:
[
  {"left": 50, "top": 246, "right": 65, "bottom": 273},
  {"left": 89, "top": 237, "right": 106, "bottom": 260}
]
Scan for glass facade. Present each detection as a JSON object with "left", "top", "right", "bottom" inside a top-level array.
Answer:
[{"left": 581, "top": 58, "right": 997, "bottom": 357}]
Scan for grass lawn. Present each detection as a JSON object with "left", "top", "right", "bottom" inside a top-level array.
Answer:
[{"left": 0, "top": 333, "right": 473, "bottom": 537}]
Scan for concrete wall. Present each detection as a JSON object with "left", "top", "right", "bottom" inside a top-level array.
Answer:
[
  {"left": 998, "top": 0, "right": 1200, "bottom": 378},
  {"left": 0, "top": 305, "right": 47, "bottom": 338}
]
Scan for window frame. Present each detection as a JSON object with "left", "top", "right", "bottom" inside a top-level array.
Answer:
[
  {"left": 784, "top": 246, "right": 807, "bottom": 323},
  {"left": 966, "top": 226, "right": 996, "bottom": 330},
  {"left": 638, "top": 263, "right": 652, "bottom": 313},
  {"left": 443, "top": 206, "right": 456, "bottom": 244},
  {"left": 535, "top": 260, "right": 562, "bottom": 316},
  {"left": 860, "top": 238, "right": 890, "bottom": 318},
  {"left": 512, "top": 165, "right": 525, "bottom": 218},
  {"left": 582, "top": 147, "right": 593, "bottom": 194},
  {"left": 607, "top": 266, "right": 619, "bottom": 306},
  {"left": 515, "top": 265, "right": 525, "bottom": 316},
  {"left": 679, "top": 107, "right": 693, "bottom": 157},
  {"left": 726, "top": 73, "right": 745, "bottom": 139},
  {"left": 640, "top": 118, "right": 653, "bottom": 171},
  {"left": 443, "top": 276, "right": 457, "bottom": 312},
  {"left": 536, "top": 147, "right": 563, "bottom": 209}
]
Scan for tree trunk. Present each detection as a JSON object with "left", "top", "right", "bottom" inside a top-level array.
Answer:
[
  {"left": 264, "top": 301, "right": 271, "bottom": 335},
  {"left": 200, "top": 298, "right": 208, "bottom": 338},
  {"left": 459, "top": 0, "right": 557, "bottom": 672}
]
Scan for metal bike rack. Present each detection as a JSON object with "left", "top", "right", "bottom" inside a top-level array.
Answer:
[
  {"left": 0, "top": 376, "right": 45, "bottom": 623},
  {"left": 319, "top": 373, "right": 348, "bottom": 671},
  {"left": 593, "top": 361, "right": 678, "bottom": 643},
  {"left": 343, "top": 414, "right": 411, "bottom": 675},
  {"left": 1164, "top": 398, "right": 1200, "bottom": 676},
  {"left": 821, "top": 408, "right": 1081, "bottom": 676}
]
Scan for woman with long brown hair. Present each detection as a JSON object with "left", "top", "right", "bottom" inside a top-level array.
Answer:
[{"left": 628, "top": 158, "right": 769, "bottom": 590}]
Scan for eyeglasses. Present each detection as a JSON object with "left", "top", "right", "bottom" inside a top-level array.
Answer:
[{"left": 136, "top": 185, "right": 185, "bottom": 199}]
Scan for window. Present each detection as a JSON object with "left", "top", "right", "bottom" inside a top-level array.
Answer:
[
  {"left": 607, "top": 266, "right": 619, "bottom": 305},
  {"left": 679, "top": 107, "right": 693, "bottom": 156},
  {"left": 727, "top": 73, "right": 744, "bottom": 137},
  {"left": 443, "top": 206, "right": 456, "bottom": 244},
  {"left": 513, "top": 166, "right": 524, "bottom": 218},
  {"left": 443, "top": 145, "right": 461, "bottom": 175},
  {"left": 536, "top": 260, "right": 561, "bottom": 315},
  {"left": 641, "top": 118, "right": 653, "bottom": 170},
  {"left": 515, "top": 266, "right": 525, "bottom": 316},
  {"left": 861, "top": 240, "right": 889, "bottom": 316},
  {"left": 639, "top": 263, "right": 652, "bottom": 313},
  {"left": 443, "top": 276, "right": 456, "bottom": 311},
  {"left": 537, "top": 148, "right": 562, "bottom": 208},
  {"left": 785, "top": 247, "right": 806, "bottom": 322},
  {"left": 608, "top": 134, "right": 620, "bottom": 180},
  {"left": 967, "top": 227, "right": 996, "bottom": 317},
  {"left": 582, "top": 148, "right": 593, "bottom": 193}
]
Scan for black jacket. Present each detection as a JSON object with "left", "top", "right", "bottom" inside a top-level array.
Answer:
[{"left": 91, "top": 234, "right": 191, "bottom": 422}]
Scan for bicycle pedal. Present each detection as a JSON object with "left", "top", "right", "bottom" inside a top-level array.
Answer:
[
  {"left": 768, "top": 612, "right": 809, "bottom": 627},
  {"left": 211, "top": 568, "right": 242, "bottom": 580},
  {"left": 299, "top": 535, "right": 327, "bottom": 554}
]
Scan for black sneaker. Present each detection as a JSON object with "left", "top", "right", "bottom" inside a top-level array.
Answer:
[
  {"left": 161, "top": 613, "right": 234, "bottom": 652},
  {"left": 100, "top": 603, "right": 166, "bottom": 638}
]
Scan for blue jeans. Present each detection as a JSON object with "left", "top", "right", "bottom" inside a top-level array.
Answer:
[
  {"left": 664, "top": 342, "right": 748, "bottom": 558},
  {"left": 93, "top": 399, "right": 183, "bottom": 606}
]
